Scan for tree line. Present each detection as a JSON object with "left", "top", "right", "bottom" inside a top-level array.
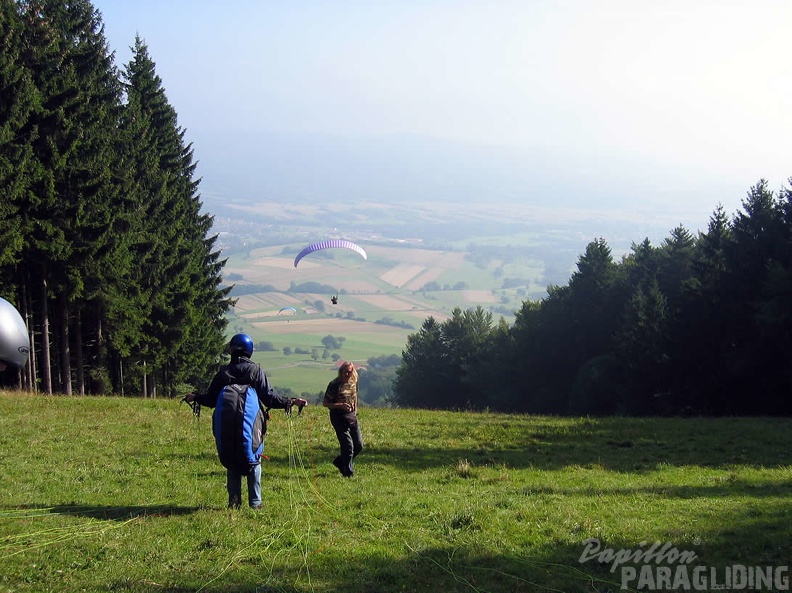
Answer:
[
  {"left": 393, "top": 181, "right": 792, "bottom": 416},
  {"left": 0, "top": 0, "right": 233, "bottom": 396}
]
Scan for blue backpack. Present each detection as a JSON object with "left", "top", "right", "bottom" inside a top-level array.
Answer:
[{"left": 212, "top": 384, "right": 267, "bottom": 474}]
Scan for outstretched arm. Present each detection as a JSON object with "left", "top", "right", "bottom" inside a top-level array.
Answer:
[
  {"left": 257, "top": 369, "right": 307, "bottom": 410},
  {"left": 184, "top": 372, "right": 225, "bottom": 408}
]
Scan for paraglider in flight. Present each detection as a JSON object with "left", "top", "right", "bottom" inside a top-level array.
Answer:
[
  {"left": 330, "top": 295, "right": 338, "bottom": 305},
  {"left": 278, "top": 306, "right": 298, "bottom": 315},
  {"left": 293, "top": 239, "right": 367, "bottom": 268}
]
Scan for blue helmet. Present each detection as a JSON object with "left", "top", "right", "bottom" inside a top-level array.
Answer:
[
  {"left": 229, "top": 333, "right": 254, "bottom": 357},
  {"left": 0, "top": 297, "right": 29, "bottom": 367}
]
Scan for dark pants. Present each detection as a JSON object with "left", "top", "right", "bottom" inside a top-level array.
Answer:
[{"left": 330, "top": 413, "right": 363, "bottom": 477}]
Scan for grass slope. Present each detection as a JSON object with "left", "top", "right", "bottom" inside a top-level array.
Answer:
[{"left": 1, "top": 393, "right": 790, "bottom": 592}]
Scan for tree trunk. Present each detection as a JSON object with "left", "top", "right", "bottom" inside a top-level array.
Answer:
[
  {"left": 92, "top": 310, "right": 104, "bottom": 394},
  {"left": 74, "top": 308, "right": 85, "bottom": 395},
  {"left": 142, "top": 361, "right": 156, "bottom": 398},
  {"left": 21, "top": 281, "right": 35, "bottom": 392},
  {"left": 57, "top": 295, "right": 72, "bottom": 395},
  {"left": 40, "top": 276, "right": 52, "bottom": 395}
]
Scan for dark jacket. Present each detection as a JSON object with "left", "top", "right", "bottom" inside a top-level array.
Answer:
[
  {"left": 195, "top": 356, "right": 292, "bottom": 473},
  {"left": 196, "top": 355, "right": 291, "bottom": 411},
  {"left": 324, "top": 376, "right": 358, "bottom": 423}
]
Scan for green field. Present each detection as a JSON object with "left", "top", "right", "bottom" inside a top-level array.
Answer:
[
  {"left": 1, "top": 393, "right": 790, "bottom": 593},
  {"left": 226, "top": 312, "right": 410, "bottom": 395},
  {"left": 219, "top": 239, "right": 547, "bottom": 394}
]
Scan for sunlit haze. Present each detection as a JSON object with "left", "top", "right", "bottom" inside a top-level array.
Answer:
[{"left": 97, "top": 0, "right": 792, "bottom": 232}]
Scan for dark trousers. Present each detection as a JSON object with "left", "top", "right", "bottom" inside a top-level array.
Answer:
[{"left": 330, "top": 413, "right": 363, "bottom": 476}]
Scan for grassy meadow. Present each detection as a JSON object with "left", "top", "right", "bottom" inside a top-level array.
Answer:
[{"left": 1, "top": 392, "right": 791, "bottom": 592}]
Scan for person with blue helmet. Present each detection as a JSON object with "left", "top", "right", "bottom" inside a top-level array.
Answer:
[
  {"left": 0, "top": 297, "right": 30, "bottom": 377},
  {"left": 185, "top": 333, "right": 308, "bottom": 509}
]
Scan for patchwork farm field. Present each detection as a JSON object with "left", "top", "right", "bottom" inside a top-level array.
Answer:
[
  {"left": 206, "top": 195, "right": 642, "bottom": 395},
  {"left": 222, "top": 240, "right": 545, "bottom": 393}
]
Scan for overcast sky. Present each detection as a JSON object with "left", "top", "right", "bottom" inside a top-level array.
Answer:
[{"left": 96, "top": 0, "right": 792, "bottom": 227}]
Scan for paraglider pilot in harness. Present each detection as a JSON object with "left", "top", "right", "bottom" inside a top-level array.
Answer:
[{"left": 184, "top": 333, "right": 308, "bottom": 509}]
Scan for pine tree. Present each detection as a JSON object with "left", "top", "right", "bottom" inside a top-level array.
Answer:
[
  {"left": 671, "top": 205, "right": 732, "bottom": 413},
  {"left": 614, "top": 279, "right": 668, "bottom": 414},
  {"left": 121, "top": 37, "right": 230, "bottom": 396},
  {"left": 0, "top": 0, "right": 38, "bottom": 270},
  {"left": 0, "top": 0, "right": 38, "bottom": 388},
  {"left": 722, "top": 180, "right": 786, "bottom": 411},
  {"left": 657, "top": 224, "right": 695, "bottom": 311},
  {"left": 13, "top": 0, "right": 125, "bottom": 394},
  {"left": 392, "top": 317, "right": 447, "bottom": 408},
  {"left": 437, "top": 306, "right": 495, "bottom": 409}
]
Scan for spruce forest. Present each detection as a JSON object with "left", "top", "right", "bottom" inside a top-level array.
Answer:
[
  {"left": 0, "top": 0, "right": 233, "bottom": 397},
  {"left": 393, "top": 193, "right": 792, "bottom": 416},
  {"left": 2, "top": 1, "right": 791, "bottom": 416}
]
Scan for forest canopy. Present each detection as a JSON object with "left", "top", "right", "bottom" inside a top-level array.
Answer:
[
  {"left": 0, "top": 0, "right": 233, "bottom": 396},
  {"left": 393, "top": 184, "right": 792, "bottom": 416}
]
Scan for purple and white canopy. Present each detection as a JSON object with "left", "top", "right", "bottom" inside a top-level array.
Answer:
[{"left": 293, "top": 239, "right": 368, "bottom": 268}]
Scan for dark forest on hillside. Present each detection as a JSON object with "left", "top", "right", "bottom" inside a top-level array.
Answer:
[
  {"left": 394, "top": 186, "right": 792, "bottom": 416},
  {"left": 0, "top": 0, "right": 232, "bottom": 396}
]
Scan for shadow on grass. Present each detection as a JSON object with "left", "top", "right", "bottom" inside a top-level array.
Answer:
[
  {"left": 363, "top": 443, "right": 792, "bottom": 474},
  {"left": 105, "top": 526, "right": 792, "bottom": 593},
  {"left": 360, "top": 415, "right": 792, "bottom": 472},
  {"left": 5, "top": 503, "right": 202, "bottom": 520},
  {"left": 102, "top": 541, "right": 629, "bottom": 593},
  {"left": 518, "top": 478, "right": 792, "bottom": 499}
]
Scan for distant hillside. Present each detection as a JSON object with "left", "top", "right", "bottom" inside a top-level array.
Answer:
[{"left": 190, "top": 129, "right": 728, "bottom": 229}]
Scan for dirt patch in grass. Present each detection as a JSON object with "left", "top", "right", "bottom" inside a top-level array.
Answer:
[
  {"left": 403, "top": 268, "right": 444, "bottom": 291},
  {"left": 354, "top": 294, "right": 425, "bottom": 311},
  {"left": 461, "top": 290, "right": 497, "bottom": 303},
  {"left": 251, "top": 318, "right": 409, "bottom": 337},
  {"left": 367, "top": 245, "right": 466, "bottom": 265},
  {"left": 379, "top": 264, "right": 426, "bottom": 288},
  {"left": 235, "top": 294, "right": 306, "bottom": 315},
  {"left": 251, "top": 256, "right": 297, "bottom": 270},
  {"left": 371, "top": 250, "right": 467, "bottom": 291}
]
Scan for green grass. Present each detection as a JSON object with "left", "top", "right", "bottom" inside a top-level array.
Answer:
[{"left": 1, "top": 393, "right": 791, "bottom": 592}]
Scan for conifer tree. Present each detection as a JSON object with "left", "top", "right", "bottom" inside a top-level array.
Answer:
[
  {"left": 392, "top": 317, "right": 446, "bottom": 408},
  {"left": 13, "top": 0, "right": 124, "bottom": 394},
  {"left": 121, "top": 37, "right": 230, "bottom": 396},
  {"left": 722, "top": 180, "right": 785, "bottom": 411},
  {"left": 0, "top": 0, "right": 37, "bottom": 271},
  {"left": 656, "top": 225, "right": 695, "bottom": 311},
  {"left": 437, "top": 306, "right": 495, "bottom": 409},
  {"left": 509, "top": 285, "right": 574, "bottom": 412},
  {"left": 0, "top": 0, "right": 38, "bottom": 389},
  {"left": 614, "top": 279, "right": 668, "bottom": 414},
  {"left": 672, "top": 205, "right": 733, "bottom": 412}
]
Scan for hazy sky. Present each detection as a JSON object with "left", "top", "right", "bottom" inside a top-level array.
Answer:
[{"left": 96, "top": 0, "right": 792, "bottom": 226}]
